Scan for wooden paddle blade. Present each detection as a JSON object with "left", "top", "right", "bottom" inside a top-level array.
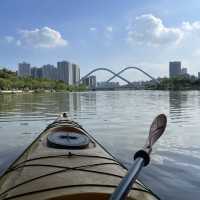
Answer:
[{"left": 145, "top": 114, "right": 167, "bottom": 149}]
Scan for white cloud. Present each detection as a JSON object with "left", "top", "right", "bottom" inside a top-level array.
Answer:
[
  {"left": 182, "top": 21, "right": 200, "bottom": 33},
  {"left": 106, "top": 26, "right": 113, "bottom": 32},
  {"left": 104, "top": 26, "right": 113, "bottom": 41},
  {"left": 16, "top": 40, "right": 21, "bottom": 46},
  {"left": 19, "top": 27, "right": 68, "bottom": 48},
  {"left": 4, "top": 36, "right": 22, "bottom": 46},
  {"left": 89, "top": 27, "right": 96, "bottom": 31},
  {"left": 127, "top": 14, "right": 183, "bottom": 46},
  {"left": 192, "top": 49, "right": 200, "bottom": 57},
  {"left": 5, "top": 36, "right": 14, "bottom": 43}
]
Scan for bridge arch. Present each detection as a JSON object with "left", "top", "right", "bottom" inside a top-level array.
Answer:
[
  {"left": 79, "top": 67, "right": 135, "bottom": 86},
  {"left": 106, "top": 66, "right": 159, "bottom": 84}
]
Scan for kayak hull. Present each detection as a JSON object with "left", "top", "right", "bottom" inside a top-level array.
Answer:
[{"left": 0, "top": 115, "right": 158, "bottom": 200}]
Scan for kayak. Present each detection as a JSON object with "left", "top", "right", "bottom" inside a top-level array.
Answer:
[{"left": 0, "top": 113, "right": 160, "bottom": 200}]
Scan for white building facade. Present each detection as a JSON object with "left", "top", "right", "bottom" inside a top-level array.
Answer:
[
  {"left": 72, "top": 64, "right": 80, "bottom": 85},
  {"left": 57, "top": 61, "right": 72, "bottom": 85}
]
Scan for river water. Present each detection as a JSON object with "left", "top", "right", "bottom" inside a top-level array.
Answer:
[{"left": 0, "top": 90, "right": 200, "bottom": 200}]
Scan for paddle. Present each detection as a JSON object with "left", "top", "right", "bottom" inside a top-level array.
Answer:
[{"left": 109, "top": 114, "right": 167, "bottom": 200}]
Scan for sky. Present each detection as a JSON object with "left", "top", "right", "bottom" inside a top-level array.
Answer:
[{"left": 1, "top": 0, "right": 200, "bottom": 81}]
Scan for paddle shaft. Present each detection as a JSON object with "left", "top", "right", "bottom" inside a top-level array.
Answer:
[
  {"left": 110, "top": 114, "right": 167, "bottom": 200},
  {"left": 109, "top": 157, "right": 145, "bottom": 200}
]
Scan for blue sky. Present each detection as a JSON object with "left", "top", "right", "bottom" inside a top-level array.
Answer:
[{"left": 1, "top": 0, "right": 200, "bottom": 81}]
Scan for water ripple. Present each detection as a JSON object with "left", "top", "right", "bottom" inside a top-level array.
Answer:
[{"left": 0, "top": 91, "right": 200, "bottom": 200}]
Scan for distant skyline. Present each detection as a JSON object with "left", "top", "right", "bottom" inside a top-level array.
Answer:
[{"left": 1, "top": 0, "right": 200, "bottom": 81}]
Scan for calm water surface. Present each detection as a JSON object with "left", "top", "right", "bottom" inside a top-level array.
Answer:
[{"left": 0, "top": 91, "right": 200, "bottom": 200}]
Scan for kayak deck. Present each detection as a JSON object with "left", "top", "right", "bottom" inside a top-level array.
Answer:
[{"left": 0, "top": 116, "right": 159, "bottom": 200}]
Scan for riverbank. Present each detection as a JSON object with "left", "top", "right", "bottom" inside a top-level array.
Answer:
[
  {"left": 146, "top": 76, "right": 200, "bottom": 90},
  {"left": 0, "top": 89, "right": 86, "bottom": 94},
  {"left": 0, "top": 68, "right": 86, "bottom": 92},
  {"left": 0, "top": 90, "right": 48, "bottom": 94}
]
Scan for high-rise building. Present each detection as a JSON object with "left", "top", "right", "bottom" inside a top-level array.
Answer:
[
  {"left": 181, "top": 67, "right": 190, "bottom": 78},
  {"left": 82, "top": 77, "right": 89, "bottom": 86},
  {"left": 31, "top": 67, "right": 43, "bottom": 79},
  {"left": 72, "top": 64, "right": 80, "bottom": 85},
  {"left": 169, "top": 61, "right": 181, "bottom": 78},
  {"left": 57, "top": 61, "right": 72, "bottom": 84},
  {"left": 181, "top": 68, "right": 187, "bottom": 75},
  {"left": 77, "top": 67, "right": 80, "bottom": 85},
  {"left": 18, "top": 62, "right": 31, "bottom": 77},
  {"left": 36, "top": 68, "right": 43, "bottom": 79},
  {"left": 31, "top": 67, "right": 38, "bottom": 78},
  {"left": 198, "top": 72, "right": 200, "bottom": 79},
  {"left": 42, "top": 64, "right": 57, "bottom": 80},
  {"left": 83, "top": 76, "right": 96, "bottom": 88},
  {"left": 18, "top": 60, "right": 80, "bottom": 84}
]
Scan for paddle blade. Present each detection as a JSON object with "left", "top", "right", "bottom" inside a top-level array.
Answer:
[{"left": 145, "top": 114, "right": 167, "bottom": 150}]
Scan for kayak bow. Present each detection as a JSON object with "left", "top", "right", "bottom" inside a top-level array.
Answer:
[{"left": 0, "top": 113, "right": 160, "bottom": 200}]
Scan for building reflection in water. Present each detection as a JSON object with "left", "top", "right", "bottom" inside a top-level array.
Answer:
[
  {"left": 46, "top": 92, "right": 82, "bottom": 114},
  {"left": 0, "top": 92, "right": 97, "bottom": 120},
  {"left": 169, "top": 91, "right": 188, "bottom": 121},
  {"left": 70, "top": 92, "right": 81, "bottom": 112},
  {"left": 81, "top": 92, "right": 97, "bottom": 110}
]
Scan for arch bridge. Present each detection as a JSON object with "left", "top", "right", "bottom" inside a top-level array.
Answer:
[{"left": 79, "top": 66, "right": 159, "bottom": 87}]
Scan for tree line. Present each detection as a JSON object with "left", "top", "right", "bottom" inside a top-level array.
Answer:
[
  {"left": 146, "top": 76, "right": 200, "bottom": 90},
  {"left": 0, "top": 68, "right": 86, "bottom": 91}
]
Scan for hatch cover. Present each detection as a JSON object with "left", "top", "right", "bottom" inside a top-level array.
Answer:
[{"left": 47, "top": 131, "right": 90, "bottom": 149}]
